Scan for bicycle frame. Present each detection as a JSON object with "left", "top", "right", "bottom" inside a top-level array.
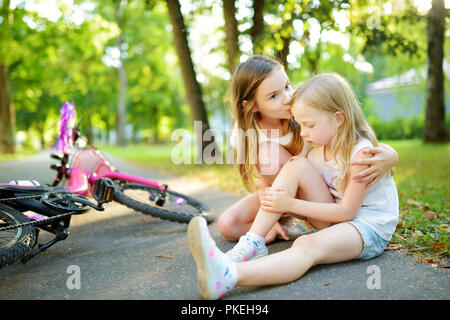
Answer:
[
  {"left": 52, "top": 102, "right": 164, "bottom": 197},
  {"left": 0, "top": 178, "right": 114, "bottom": 264}
]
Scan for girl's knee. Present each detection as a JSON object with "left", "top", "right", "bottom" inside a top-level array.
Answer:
[
  {"left": 292, "top": 233, "right": 315, "bottom": 248},
  {"left": 217, "top": 214, "right": 241, "bottom": 241},
  {"left": 286, "top": 155, "right": 311, "bottom": 171}
]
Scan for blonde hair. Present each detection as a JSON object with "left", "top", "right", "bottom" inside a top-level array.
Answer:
[
  {"left": 226, "top": 55, "right": 303, "bottom": 192},
  {"left": 291, "top": 73, "right": 382, "bottom": 193}
]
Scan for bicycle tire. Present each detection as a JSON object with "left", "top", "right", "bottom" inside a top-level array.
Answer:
[
  {"left": 112, "top": 183, "right": 214, "bottom": 224},
  {"left": 0, "top": 204, "right": 37, "bottom": 268}
]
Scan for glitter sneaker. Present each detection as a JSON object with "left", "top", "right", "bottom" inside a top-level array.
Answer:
[
  {"left": 278, "top": 215, "right": 316, "bottom": 240},
  {"left": 187, "top": 217, "right": 237, "bottom": 300},
  {"left": 226, "top": 233, "right": 268, "bottom": 262}
]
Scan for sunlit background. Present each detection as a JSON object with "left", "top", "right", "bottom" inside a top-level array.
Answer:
[
  {"left": 9, "top": 0, "right": 450, "bottom": 78},
  {"left": 1, "top": 0, "right": 449, "bottom": 150}
]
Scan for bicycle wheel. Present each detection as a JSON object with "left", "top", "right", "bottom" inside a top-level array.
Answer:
[
  {"left": 112, "top": 183, "right": 213, "bottom": 224},
  {"left": 0, "top": 204, "right": 37, "bottom": 268}
]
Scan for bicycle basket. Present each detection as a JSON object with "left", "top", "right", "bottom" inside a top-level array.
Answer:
[{"left": 70, "top": 147, "right": 115, "bottom": 177}]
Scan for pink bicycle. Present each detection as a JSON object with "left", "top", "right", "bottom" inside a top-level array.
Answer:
[{"left": 50, "top": 102, "right": 212, "bottom": 224}]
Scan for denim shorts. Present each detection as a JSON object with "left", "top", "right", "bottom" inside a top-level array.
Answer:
[{"left": 348, "top": 220, "right": 388, "bottom": 260}]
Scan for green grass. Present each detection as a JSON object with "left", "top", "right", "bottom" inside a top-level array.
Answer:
[
  {"left": 0, "top": 148, "right": 36, "bottom": 162},
  {"left": 383, "top": 140, "right": 449, "bottom": 262}
]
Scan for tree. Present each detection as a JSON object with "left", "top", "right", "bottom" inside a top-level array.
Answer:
[
  {"left": 223, "top": 0, "right": 239, "bottom": 72},
  {"left": 251, "top": 0, "right": 265, "bottom": 53},
  {"left": 349, "top": 0, "right": 448, "bottom": 142},
  {"left": 0, "top": 0, "right": 16, "bottom": 153},
  {"left": 165, "top": 0, "right": 219, "bottom": 159},
  {"left": 424, "top": 0, "right": 447, "bottom": 142},
  {"left": 115, "top": 0, "right": 128, "bottom": 146}
]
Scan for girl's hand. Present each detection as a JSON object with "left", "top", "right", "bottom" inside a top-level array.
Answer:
[
  {"left": 265, "top": 222, "right": 289, "bottom": 244},
  {"left": 351, "top": 145, "right": 397, "bottom": 188},
  {"left": 261, "top": 187, "right": 293, "bottom": 213}
]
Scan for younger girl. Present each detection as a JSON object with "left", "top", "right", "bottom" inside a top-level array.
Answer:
[
  {"left": 219, "top": 55, "right": 398, "bottom": 245},
  {"left": 187, "top": 73, "right": 399, "bottom": 300}
]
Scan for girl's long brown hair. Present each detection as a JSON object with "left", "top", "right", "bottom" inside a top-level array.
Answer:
[{"left": 226, "top": 55, "right": 303, "bottom": 192}]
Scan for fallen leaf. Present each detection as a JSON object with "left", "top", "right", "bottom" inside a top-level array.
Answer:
[
  {"left": 155, "top": 254, "right": 174, "bottom": 259},
  {"left": 406, "top": 198, "right": 421, "bottom": 206},
  {"left": 433, "top": 242, "right": 449, "bottom": 251},
  {"left": 424, "top": 211, "right": 436, "bottom": 220},
  {"left": 421, "top": 257, "right": 439, "bottom": 264},
  {"left": 412, "top": 230, "right": 423, "bottom": 239},
  {"left": 386, "top": 243, "right": 403, "bottom": 251}
]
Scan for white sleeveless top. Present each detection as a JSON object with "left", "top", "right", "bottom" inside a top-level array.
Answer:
[
  {"left": 307, "top": 138, "right": 399, "bottom": 240},
  {"left": 229, "top": 121, "right": 309, "bottom": 156}
]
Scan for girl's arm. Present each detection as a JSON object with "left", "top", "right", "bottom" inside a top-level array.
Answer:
[
  {"left": 261, "top": 150, "right": 370, "bottom": 222},
  {"left": 351, "top": 143, "right": 398, "bottom": 188}
]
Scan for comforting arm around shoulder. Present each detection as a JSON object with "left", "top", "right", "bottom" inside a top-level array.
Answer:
[{"left": 379, "top": 143, "right": 398, "bottom": 166}]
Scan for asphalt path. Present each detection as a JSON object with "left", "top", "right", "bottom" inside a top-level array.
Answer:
[{"left": 0, "top": 150, "right": 448, "bottom": 301}]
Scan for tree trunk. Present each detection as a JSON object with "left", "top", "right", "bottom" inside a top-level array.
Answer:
[
  {"left": 223, "top": 0, "right": 240, "bottom": 73},
  {"left": 0, "top": 0, "right": 15, "bottom": 153},
  {"left": 165, "top": 0, "right": 219, "bottom": 160},
  {"left": 424, "top": 0, "right": 447, "bottom": 142},
  {"left": 251, "top": 0, "right": 265, "bottom": 54},
  {"left": 0, "top": 64, "right": 15, "bottom": 153},
  {"left": 115, "top": 0, "right": 128, "bottom": 146},
  {"left": 277, "top": 35, "right": 291, "bottom": 74}
]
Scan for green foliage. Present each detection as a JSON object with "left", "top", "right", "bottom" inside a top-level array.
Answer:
[
  {"left": 387, "top": 139, "right": 450, "bottom": 260},
  {"left": 5, "top": 0, "right": 187, "bottom": 149},
  {"left": 2, "top": 0, "right": 446, "bottom": 151},
  {"left": 367, "top": 113, "right": 450, "bottom": 141}
]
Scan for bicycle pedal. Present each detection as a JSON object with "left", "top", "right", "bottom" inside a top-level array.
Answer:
[{"left": 93, "top": 178, "right": 115, "bottom": 205}]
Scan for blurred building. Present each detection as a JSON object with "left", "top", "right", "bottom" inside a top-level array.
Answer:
[{"left": 365, "top": 62, "right": 450, "bottom": 120}]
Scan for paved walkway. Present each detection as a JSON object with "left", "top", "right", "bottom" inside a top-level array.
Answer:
[{"left": 0, "top": 151, "right": 448, "bottom": 300}]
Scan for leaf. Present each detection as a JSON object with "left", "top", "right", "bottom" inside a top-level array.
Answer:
[
  {"left": 155, "top": 254, "right": 174, "bottom": 259},
  {"left": 412, "top": 230, "right": 423, "bottom": 239},
  {"left": 433, "top": 242, "right": 449, "bottom": 251},
  {"left": 421, "top": 257, "right": 439, "bottom": 264},
  {"left": 424, "top": 211, "right": 436, "bottom": 220},
  {"left": 406, "top": 198, "right": 421, "bottom": 206},
  {"left": 385, "top": 243, "right": 403, "bottom": 251}
]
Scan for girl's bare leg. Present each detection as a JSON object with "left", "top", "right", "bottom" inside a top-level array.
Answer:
[
  {"left": 237, "top": 222, "right": 363, "bottom": 286},
  {"left": 217, "top": 192, "right": 260, "bottom": 241},
  {"left": 250, "top": 156, "right": 334, "bottom": 237},
  {"left": 218, "top": 142, "right": 293, "bottom": 241}
]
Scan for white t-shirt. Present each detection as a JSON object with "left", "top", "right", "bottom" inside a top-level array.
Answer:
[{"left": 307, "top": 138, "right": 399, "bottom": 241}]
